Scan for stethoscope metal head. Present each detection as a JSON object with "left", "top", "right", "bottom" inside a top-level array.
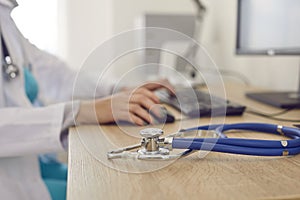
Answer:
[
  {"left": 138, "top": 128, "right": 171, "bottom": 158},
  {"left": 139, "top": 128, "right": 164, "bottom": 153},
  {"left": 3, "top": 56, "right": 19, "bottom": 80},
  {"left": 107, "top": 127, "right": 219, "bottom": 160},
  {"left": 107, "top": 128, "right": 175, "bottom": 160}
]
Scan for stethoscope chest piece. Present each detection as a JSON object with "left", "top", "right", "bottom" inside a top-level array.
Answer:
[
  {"left": 138, "top": 128, "right": 170, "bottom": 157},
  {"left": 107, "top": 127, "right": 213, "bottom": 160}
]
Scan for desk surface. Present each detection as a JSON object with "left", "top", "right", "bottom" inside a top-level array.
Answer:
[{"left": 67, "top": 82, "right": 300, "bottom": 200}]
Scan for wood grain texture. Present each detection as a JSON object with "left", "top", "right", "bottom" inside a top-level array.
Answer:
[{"left": 67, "top": 82, "right": 300, "bottom": 200}]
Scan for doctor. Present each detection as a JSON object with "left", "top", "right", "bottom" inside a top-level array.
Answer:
[{"left": 0, "top": 0, "right": 174, "bottom": 200}]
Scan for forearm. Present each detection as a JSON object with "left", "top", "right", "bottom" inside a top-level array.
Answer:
[{"left": 75, "top": 98, "right": 114, "bottom": 125}]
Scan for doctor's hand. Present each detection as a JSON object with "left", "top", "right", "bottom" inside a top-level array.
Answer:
[{"left": 76, "top": 80, "right": 175, "bottom": 126}]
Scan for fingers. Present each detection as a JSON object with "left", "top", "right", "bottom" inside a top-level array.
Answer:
[
  {"left": 115, "top": 95, "right": 160, "bottom": 125},
  {"left": 99, "top": 86, "right": 168, "bottom": 126},
  {"left": 141, "top": 79, "right": 176, "bottom": 95},
  {"left": 131, "top": 87, "right": 160, "bottom": 104},
  {"left": 108, "top": 92, "right": 155, "bottom": 125},
  {"left": 129, "top": 103, "right": 153, "bottom": 124},
  {"left": 126, "top": 105, "right": 164, "bottom": 126},
  {"left": 130, "top": 88, "right": 164, "bottom": 118},
  {"left": 114, "top": 104, "right": 153, "bottom": 126},
  {"left": 128, "top": 113, "right": 147, "bottom": 126}
]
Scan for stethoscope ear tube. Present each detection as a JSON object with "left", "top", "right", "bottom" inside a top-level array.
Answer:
[
  {"left": 172, "top": 140, "right": 300, "bottom": 156},
  {"left": 172, "top": 123, "right": 300, "bottom": 156}
]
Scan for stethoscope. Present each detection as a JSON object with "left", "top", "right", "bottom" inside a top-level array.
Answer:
[
  {"left": 2, "top": 54, "right": 19, "bottom": 79},
  {"left": 107, "top": 123, "right": 300, "bottom": 160},
  {"left": 1, "top": 34, "right": 21, "bottom": 80}
]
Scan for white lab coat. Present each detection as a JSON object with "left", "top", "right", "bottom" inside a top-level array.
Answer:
[{"left": 0, "top": 1, "right": 115, "bottom": 199}]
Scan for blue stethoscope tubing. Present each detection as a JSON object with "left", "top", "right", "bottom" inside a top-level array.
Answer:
[{"left": 172, "top": 123, "right": 300, "bottom": 156}]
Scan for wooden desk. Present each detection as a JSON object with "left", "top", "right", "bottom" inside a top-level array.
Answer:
[{"left": 67, "top": 83, "right": 300, "bottom": 200}]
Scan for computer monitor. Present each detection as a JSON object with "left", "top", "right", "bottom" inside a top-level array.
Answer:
[{"left": 236, "top": 0, "right": 300, "bottom": 108}]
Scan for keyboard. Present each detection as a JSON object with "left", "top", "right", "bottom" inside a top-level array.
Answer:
[{"left": 156, "top": 88, "right": 246, "bottom": 118}]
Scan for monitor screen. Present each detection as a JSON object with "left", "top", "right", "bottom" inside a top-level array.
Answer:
[{"left": 236, "top": 0, "right": 300, "bottom": 55}]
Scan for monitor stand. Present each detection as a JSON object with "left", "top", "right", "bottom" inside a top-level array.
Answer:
[{"left": 246, "top": 66, "right": 300, "bottom": 109}]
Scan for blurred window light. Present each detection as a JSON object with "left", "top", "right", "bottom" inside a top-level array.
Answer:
[{"left": 12, "top": 0, "right": 58, "bottom": 54}]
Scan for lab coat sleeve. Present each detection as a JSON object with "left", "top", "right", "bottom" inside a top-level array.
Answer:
[
  {"left": 0, "top": 101, "right": 80, "bottom": 157},
  {"left": 22, "top": 38, "right": 117, "bottom": 105}
]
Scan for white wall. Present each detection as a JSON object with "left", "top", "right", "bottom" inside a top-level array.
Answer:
[
  {"left": 12, "top": 0, "right": 58, "bottom": 54},
  {"left": 58, "top": 0, "right": 114, "bottom": 69},
  {"left": 60, "top": 0, "right": 299, "bottom": 91},
  {"left": 111, "top": 0, "right": 195, "bottom": 32}
]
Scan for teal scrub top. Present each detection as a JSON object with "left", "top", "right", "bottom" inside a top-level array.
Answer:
[{"left": 24, "top": 67, "right": 38, "bottom": 103}]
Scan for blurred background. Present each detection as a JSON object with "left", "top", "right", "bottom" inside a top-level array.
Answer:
[{"left": 12, "top": 0, "right": 299, "bottom": 91}]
